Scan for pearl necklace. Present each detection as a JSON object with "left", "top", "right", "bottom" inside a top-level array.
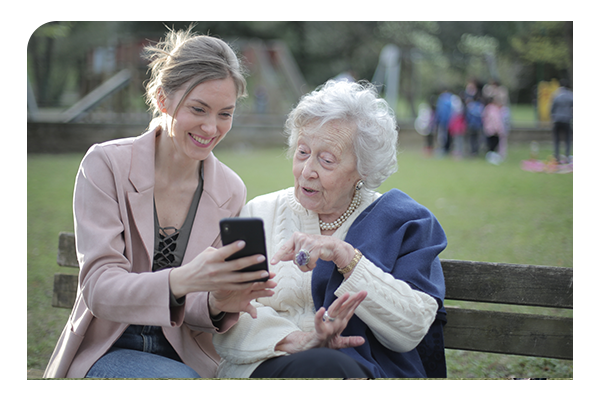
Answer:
[{"left": 319, "top": 186, "right": 362, "bottom": 231}]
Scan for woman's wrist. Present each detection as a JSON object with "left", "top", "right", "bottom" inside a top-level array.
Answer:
[
  {"left": 333, "top": 241, "right": 357, "bottom": 269},
  {"left": 207, "top": 292, "right": 223, "bottom": 317},
  {"left": 337, "top": 248, "right": 362, "bottom": 276},
  {"left": 275, "top": 331, "right": 311, "bottom": 354},
  {"left": 169, "top": 267, "right": 190, "bottom": 299}
]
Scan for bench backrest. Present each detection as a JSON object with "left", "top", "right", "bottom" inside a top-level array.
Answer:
[
  {"left": 53, "top": 232, "right": 573, "bottom": 360},
  {"left": 442, "top": 259, "right": 572, "bottom": 360}
]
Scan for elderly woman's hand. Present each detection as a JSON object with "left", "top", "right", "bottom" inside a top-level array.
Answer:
[
  {"left": 271, "top": 232, "right": 356, "bottom": 273},
  {"left": 274, "top": 291, "right": 367, "bottom": 354}
]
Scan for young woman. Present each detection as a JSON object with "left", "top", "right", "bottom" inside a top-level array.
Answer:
[{"left": 44, "top": 27, "right": 275, "bottom": 379}]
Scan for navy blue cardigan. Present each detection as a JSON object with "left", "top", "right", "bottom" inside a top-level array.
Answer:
[{"left": 311, "top": 189, "right": 447, "bottom": 378}]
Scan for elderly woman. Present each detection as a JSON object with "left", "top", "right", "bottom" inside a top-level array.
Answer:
[{"left": 213, "top": 80, "right": 447, "bottom": 378}]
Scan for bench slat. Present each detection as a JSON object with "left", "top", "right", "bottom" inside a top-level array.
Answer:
[
  {"left": 442, "top": 259, "right": 573, "bottom": 309},
  {"left": 444, "top": 308, "right": 573, "bottom": 359},
  {"left": 57, "top": 232, "right": 78, "bottom": 268},
  {"left": 52, "top": 273, "right": 78, "bottom": 308}
]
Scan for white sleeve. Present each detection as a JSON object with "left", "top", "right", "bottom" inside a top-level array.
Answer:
[
  {"left": 334, "top": 256, "right": 438, "bottom": 353},
  {"left": 212, "top": 302, "right": 299, "bottom": 364}
]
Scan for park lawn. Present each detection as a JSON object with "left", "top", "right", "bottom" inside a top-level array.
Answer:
[
  {"left": 27, "top": 155, "right": 81, "bottom": 371},
  {"left": 27, "top": 141, "right": 572, "bottom": 378},
  {"left": 216, "top": 142, "right": 573, "bottom": 268}
]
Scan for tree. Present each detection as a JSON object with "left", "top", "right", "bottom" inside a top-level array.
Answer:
[
  {"left": 510, "top": 21, "right": 573, "bottom": 83},
  {"left": 28, "top": 22, "right": 74, "bottom": 106},
  {"left": 27, "top": 21, "right": 573, "bottom": 115}
]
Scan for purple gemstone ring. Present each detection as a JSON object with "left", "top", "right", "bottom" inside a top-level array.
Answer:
[{"left": 294, "top": 249, "right": 311, "bottom": 267}]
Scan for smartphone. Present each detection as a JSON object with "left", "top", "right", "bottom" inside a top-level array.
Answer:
[{"left": 220, "top": 217, "right": 269, "bottom": 282}]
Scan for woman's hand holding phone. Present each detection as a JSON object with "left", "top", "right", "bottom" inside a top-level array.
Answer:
[{"left": 169, "top": 239, "right": 276, "bottom": 318}]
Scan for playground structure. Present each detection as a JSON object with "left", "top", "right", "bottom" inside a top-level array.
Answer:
[
  {"left": 27, "top": 40, "right": 556, "bottom": 154},
  {"left": 27, "top": 39, "right": 307, "bottom": 124}
]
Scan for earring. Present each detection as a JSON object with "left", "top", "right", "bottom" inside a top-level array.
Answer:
[{"left": 355, "top": 180, "right": 364, "bottom": 191}]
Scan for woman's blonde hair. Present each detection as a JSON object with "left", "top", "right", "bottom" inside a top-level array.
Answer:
[{"left": 144, "top": 26, "right": 247, "bottom": 125}]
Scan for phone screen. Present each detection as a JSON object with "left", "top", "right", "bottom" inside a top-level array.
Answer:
[{"left": 220, "top": 217, "right": 269, "bottom": 282}]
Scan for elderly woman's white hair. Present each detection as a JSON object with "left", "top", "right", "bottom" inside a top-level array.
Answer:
[{"left": 284, "top": 79, "right": 398, "bottom": 190}]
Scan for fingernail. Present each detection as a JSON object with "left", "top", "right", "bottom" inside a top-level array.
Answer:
[
  {"left": 257, "top": 255, "right": 266, "bottom": 262},
  {"left": 261, "top": 271, "right": 269, "bottom": 278},
  {"left": 237, "top": 241, "right": 246, "bottom": 248}
]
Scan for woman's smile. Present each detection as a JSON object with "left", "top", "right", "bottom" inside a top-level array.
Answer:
[{"left": 189, "top": 132, "right": 215, "bottom": 147}]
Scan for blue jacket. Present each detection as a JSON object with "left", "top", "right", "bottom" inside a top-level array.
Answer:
[
  {"left": 466, "top": 101, "right": 484, "bottom": 129},
  {"left": 435, "top": 92, "right": 453, "bottom": 127},
  {"left": 312, "top": 189, "right": 447, "bottom": 378},
  {"left": 551, "top": 87, "right": 573, "bottom": 123}
]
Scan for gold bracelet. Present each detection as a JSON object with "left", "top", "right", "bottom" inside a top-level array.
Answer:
[{"left": 337, "top": 248, "right": 362, "bottom": 275}]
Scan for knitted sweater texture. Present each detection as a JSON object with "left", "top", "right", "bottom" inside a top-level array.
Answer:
[{"left": 213, "top": 187, "right": 442, "bottom": 378}]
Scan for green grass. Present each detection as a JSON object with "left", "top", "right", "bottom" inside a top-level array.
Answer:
[
  {"left": 216, "top": 142, "right": 573, "bottom": 268},
  {"left": 27, "top": 154, "right": 81, "bottom": 370},
  {"left": 27, "top": 141, "right": 572, "bottom": 378}
]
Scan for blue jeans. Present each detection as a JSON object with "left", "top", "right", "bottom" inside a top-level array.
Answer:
[{"left": 86, "top": 325, "right": 201, "bottom": 379}]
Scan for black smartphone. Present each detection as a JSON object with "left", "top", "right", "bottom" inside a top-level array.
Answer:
[{"left": 220, "top": 217, "right": 269, "bottom": 282}]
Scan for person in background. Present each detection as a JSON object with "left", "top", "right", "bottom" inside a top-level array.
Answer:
[
  {"left": 435, "top": 88, "right": 454, "bottom": 156},
  {"left": 465, "top": 95, "right": 484, "bottom": 156},
  {"left": 482, "top": 96, "right": 507, "bottom": 165},
  {"left": 213, "top": 80, "right": 447, "bottom": 379},
  {"left": 448, "top": 94, "right": 467, "bottom": 158},
  {"left": 43, "top": 27, "right": 276, "bottom": 379},
  {"left": 463, "top": 78, "right": 480, "bottom": 102},
  {"left": 551, "top": 79, "right": 573, "bottom": 164},
  {"left": 423, "top": 95, "right": 438, "bottom": 156}
]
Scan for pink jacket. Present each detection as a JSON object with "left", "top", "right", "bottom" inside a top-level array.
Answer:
[
  {"left": 43, "top": 127, "right": 246, "bottom": 378},
  {"left": 482, "top": 103, "right": 506, "bottom": 137}
]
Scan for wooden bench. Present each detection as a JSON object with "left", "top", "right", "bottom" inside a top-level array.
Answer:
[{"left": 53, "top": 232, "right": 573, "bottom": 361}]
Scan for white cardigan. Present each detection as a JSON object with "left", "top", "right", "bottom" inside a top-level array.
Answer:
[{"left": 212, "top": 188, "right": 438, "bottom": 378}]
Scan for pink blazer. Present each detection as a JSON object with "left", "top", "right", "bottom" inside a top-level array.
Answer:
[{"left": 44, "top": 127, "right": 246, "bottom": 378}]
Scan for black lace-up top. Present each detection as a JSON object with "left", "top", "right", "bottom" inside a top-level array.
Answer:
[{"left": 152, "top": 163, "right": 204, "bottom": 305}]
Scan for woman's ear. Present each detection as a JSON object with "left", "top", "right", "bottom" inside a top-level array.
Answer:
[{"left": 157, "top": 88, "right": 168, "bottom": 113}]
